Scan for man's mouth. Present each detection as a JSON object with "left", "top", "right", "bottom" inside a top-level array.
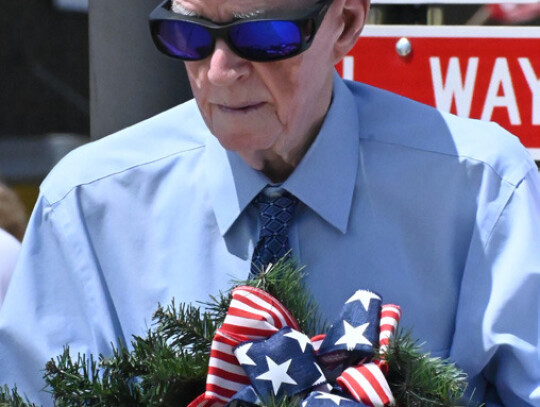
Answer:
[{"left": 217, "top": 102, "right": 265, "bottom": 113}]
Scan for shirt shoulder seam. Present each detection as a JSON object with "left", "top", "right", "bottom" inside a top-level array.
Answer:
[
  {"left": 483, "top": 166, "right": 536, "bottom": 249},
  {"left": 44, "top": 144, "right": 206, "bottom": 207},
  {"left": 359, "top": 137, "right": 534, "bottom": 188}
]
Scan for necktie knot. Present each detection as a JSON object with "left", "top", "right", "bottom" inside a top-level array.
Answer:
[
  {"left": 255, "top": 187, "right": 298, "bottom": 238},
  {"left": 251, "top": 187, "right": 299, "bottom": 276}
]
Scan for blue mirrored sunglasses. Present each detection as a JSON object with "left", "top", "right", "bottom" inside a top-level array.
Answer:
[{"left": 149, "top": 0, "right": 334, "bottom": 62}]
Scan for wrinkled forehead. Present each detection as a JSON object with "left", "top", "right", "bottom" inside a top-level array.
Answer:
[{"left": 172, "top": 0, "right": 312, "bottom": 21}]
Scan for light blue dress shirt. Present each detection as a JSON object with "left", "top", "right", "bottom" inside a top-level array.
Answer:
[{"left": 0, "top": 73, "right": 539, "bottom": 406}]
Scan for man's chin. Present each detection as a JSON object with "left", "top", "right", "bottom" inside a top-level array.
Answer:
[{"left": 212, "top": 129, "right": 272, "bottom": 151}]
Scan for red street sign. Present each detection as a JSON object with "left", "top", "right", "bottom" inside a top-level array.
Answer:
[{"left": 336, "top": 26, "right": 540, "bottom": 160}]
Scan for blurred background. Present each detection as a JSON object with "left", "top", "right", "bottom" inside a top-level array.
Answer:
[
  {"left": 1, "top": 0, "right": 90, "bottom": 223},
  {"left": 0, "top": 0, "right": 539, "bottom": 239},
  {"left": 0, "top": 0, "right": 193, "bottom": 225}
]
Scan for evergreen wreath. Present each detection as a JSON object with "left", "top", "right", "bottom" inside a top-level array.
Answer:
[{"left": 0, "top": 259, "right": 480, "bottom": 407}]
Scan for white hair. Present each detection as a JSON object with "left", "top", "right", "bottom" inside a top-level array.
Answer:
[
  {"left": 171, "top": 1, "right": 197, "bottom": 15},
  {"left": 171, "top": 0, "right": 265, "bottom": 19}
]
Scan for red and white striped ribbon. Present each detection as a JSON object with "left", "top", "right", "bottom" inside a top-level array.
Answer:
[
  {"left": 219, "top": 285, "right": 299, "bottom": 338},
  {"left": 193, "top": 285, "right": 300, "bottom": 405},
  {"left": 337, "top": 362, "right": 395, "bottom": 407},
  {"left": 311, "top": 334, "right": 326, "bottom": 353},
  {"left": 187, "top": 393, "right": 223, "bottom": 407},
  {"left": 205, "top": 330, "right": 251, "bottom": 403},
  {"left": 379, "top": 304, "right": 401, "bottom": 355}
]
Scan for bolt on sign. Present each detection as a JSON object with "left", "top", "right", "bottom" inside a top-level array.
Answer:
[{"left": 336, "top": 26, "right": 540, "bottom": 161}]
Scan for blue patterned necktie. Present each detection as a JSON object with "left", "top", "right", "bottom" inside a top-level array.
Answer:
[{"left": 250, "top": 186, "right": 299, "bottom": 277}]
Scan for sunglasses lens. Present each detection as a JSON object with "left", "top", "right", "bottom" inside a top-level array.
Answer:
[
  {"left": 230, "top": 21, "right": 302, "bottom": 61},
  {"left": 154, "top": 20, "right": 213, "bottom": 60}
]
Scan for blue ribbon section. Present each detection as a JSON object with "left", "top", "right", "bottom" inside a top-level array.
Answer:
[
  {"left": 317, "top": 290, "right": 382, "bottom": 380},
  {"left": 303, "top": 391, "right": 368, "bottom": 406},
  {"left": 225, "top": 386, "right": 261, "bottom": 407},
  {"left": 233, "top": 327, "right": 326, "bottom": 404}
]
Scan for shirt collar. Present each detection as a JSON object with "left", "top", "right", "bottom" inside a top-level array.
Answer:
[
  {"left": 205, "top": 136, "right": 267, "bottom": 236},
  {"left": 205, "top": 72, "right": 360, "bottom": 236}
]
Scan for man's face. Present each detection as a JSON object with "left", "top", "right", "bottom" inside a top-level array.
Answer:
[{"left": 177, "top": 0, "right": 342, "bottom": 168}]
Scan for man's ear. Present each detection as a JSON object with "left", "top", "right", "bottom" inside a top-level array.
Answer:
[{"left": 332, "top": 0, "right": 370, "bottom": 63}]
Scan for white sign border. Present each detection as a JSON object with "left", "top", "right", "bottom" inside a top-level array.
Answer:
[
  {"left": 372, "top": 0, "right": 538, "bottom": 5},
  {"left": 529, "top": 149, "right": 540, "bottom": 161},
  {"left": 362, "top": 24, "right": 540, "bottom": 38}
]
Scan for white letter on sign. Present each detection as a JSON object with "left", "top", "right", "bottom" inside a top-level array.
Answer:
[
  {"left": 430, "top": 57, "right": 478, "bottom": 117},
  {"left": 481, "top": 58, "right": 521, "bottom": 125},
  {"left": 518, "top": 58, "right": 540, "bottom": 125}
]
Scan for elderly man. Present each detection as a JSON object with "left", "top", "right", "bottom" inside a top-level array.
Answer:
[{"left": 0, "top": 0, "right": 539, "bottom": 405}]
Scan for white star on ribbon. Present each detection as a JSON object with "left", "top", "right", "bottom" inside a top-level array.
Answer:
[
  {"left": 315, "top": 392, "right": 348, "bottom": 405},
  {"left": 335, "top": 321, "right": 372, "bottom": 350},
  {"left": 345, "top": 290, "right": 381, "bottom": 311},
  {"left": 284, "top": 329, "right": 312, "bottom": 353},
  {"left": 256, "top": 356, "right": 298, "bottom": 394},
  {"left": 235, "top": 342, "right": 256, "bottom": 366},
  {"left": 311, "top": 362, "right": 327, "bottom": 387}
]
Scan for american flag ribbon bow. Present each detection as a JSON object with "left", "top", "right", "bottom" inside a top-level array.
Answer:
[{"left": 188, "top": 288, "right": 401, "bottom": 407}]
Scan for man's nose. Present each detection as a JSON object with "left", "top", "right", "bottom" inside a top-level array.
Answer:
[{"left": 207, "top": 39, "right": 250, "bottom": 86}]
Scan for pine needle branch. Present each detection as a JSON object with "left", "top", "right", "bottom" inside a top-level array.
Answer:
[
  {"left": 41, "top": 302, "right": 214, "bottom": 406},
  {"left": 153, "top": 299, "right": 218, "bottom": 354},
  {"left": 233, "top": 257, "right": 328, "bottom": 336},
  {"left": 43, "top": 348, "right": 111, "bottom": 406},
  {"left": 385, "top": 330, "right": 481, "bottom": 407},
  {"left": 0, "top": 385, "right": 39, "bottom": 407},
  {"left": 0, "top": 259, "right": 482, "bottom": 407},
  {"left": 199, "top": 289, "right": 234, "bottom": 328}
]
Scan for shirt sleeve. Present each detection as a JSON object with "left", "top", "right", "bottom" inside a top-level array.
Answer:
[
  {"left": 0, "top": 192, "right": 126, "bottom": 407},
  {"left": 451, "top": 166, "right": 540, "bottom": 407}
]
